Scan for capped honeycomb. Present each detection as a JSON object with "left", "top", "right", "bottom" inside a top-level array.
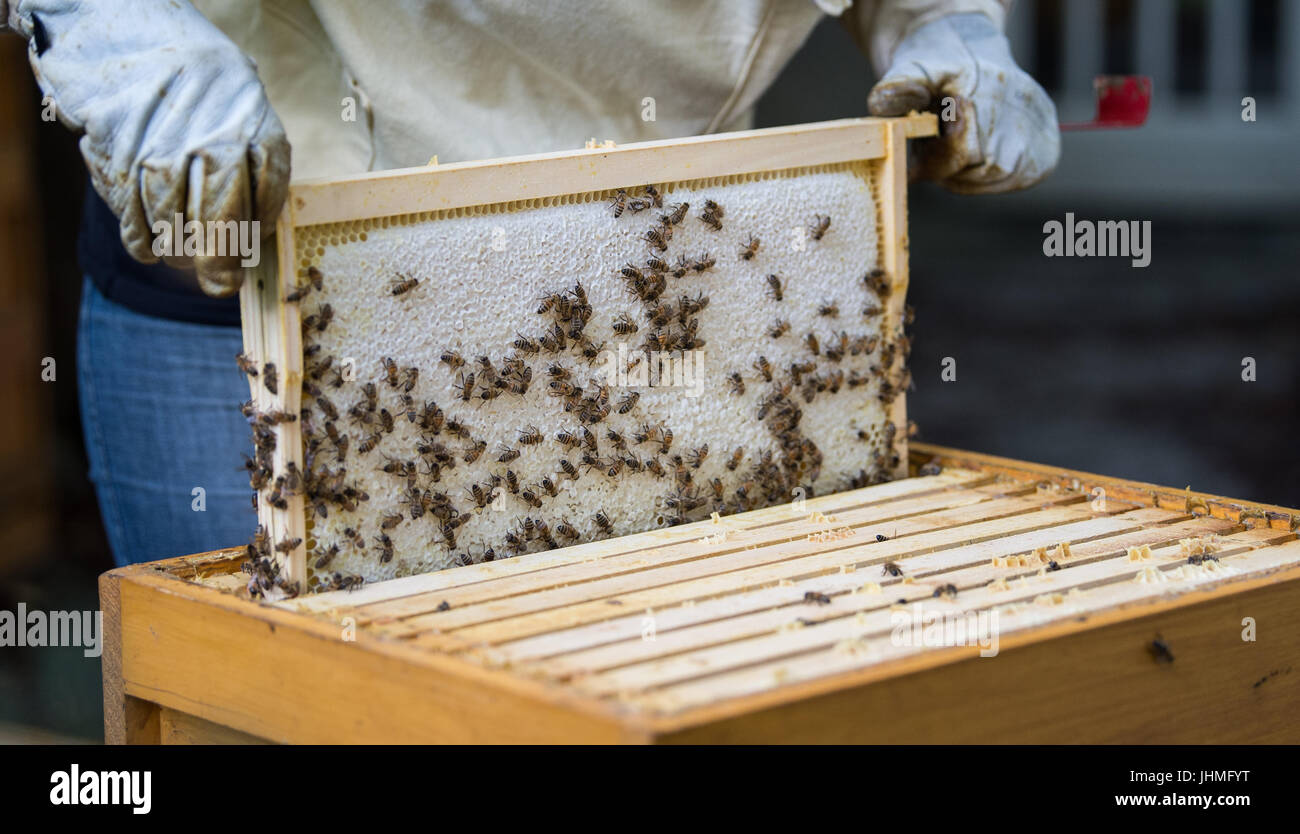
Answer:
[{"left": 259, "top": 161, "right": 910, "bottom": 590}]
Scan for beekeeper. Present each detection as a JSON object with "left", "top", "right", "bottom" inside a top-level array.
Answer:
[{"left": 2, "top": 0, "right": 1058, "bottom": 565}]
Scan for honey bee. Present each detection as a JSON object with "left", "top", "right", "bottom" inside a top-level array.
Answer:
[
  {"left": 616, "top": 392, "right": 640, "bottom": 414},
  {"left": 519, "top": 488, "right": 543, "bottom": 509},
  {"left": 752, "top": 356, "right": 773, "bottom": 382},
  {"left": 357, "top": 432, "right": 382, "bottom": 454},
  {"left": 400, "top": 366, "right": 419, "bottom": 393},
  {"left": 313, "top": 304, "right": 334, "bottom": 332},
  {"left": 933, "top": 583, "right": 958, "bottom": 599},
  {"left": 739, "top": 234, "right": 760, "bottom": 260},
  {"left": 381, "top": 513, "right": 404, "bottom": 530},
  {"left": 381, "top": 357, "right": 400, "bottom": 387},
  {"left": 763, "top": 273, "right": 785, "bottom": 302},
  {"left": 594, "top": 510, "right": 613, "bottom": 534},
  {"left": 236, "top": 352, "right": 259, "bottom": 377},
  {"left": 378, "top": 408, "right": 396, "bottom": 433},
  {"left": 285, "top": 281, "right": 313, "bottom": 302},
  {"left": 644, "top": 226, "right": 669, "bottom": 252},
  {"left": 463, "top": 439, "right": 487, "bottom": 463},
  {"left": 728, "top": 372, "right": 745, "bottom": 395},
  {"left": 305, "top": 266, "right": 324, "bottom": 291},
  {"left": 467, "top": 483, "right": 492, "bottom": 509},
  {"left": 881, "top": 561, "right": 904, "bottom": 577},
  {"left": 627, "top": 196, "right": 651, "bottom": 213},
  {"left": 539, "top": 476, "right": 558, "bottom": 497},
  {"left": 804, "top": 332, "right": 820, "bottom": 356},
  {"left": 612, "top": 313, "right": 638, "bottom": 335},
  {"left": 865, "top": 268, "right": 890, "bottom": 297},
  {"left": 454, "top": 371, "right": 476, "bottom": 402},
  {"left": 555, "top": 429, "right": 581, "bottom": 448},
  {"left": 687, "top": 444, "right": 709, "bottom": 469},
  {"left": 274, "top": 536, "right": 303, "bottom": 554},
  {"left": 518, "top": 425, "right": 543, "bottom": 445},
  {"left": 768, "top": 319, "right": 790, "bottom": 339},
  {"left": 440, "top": 349, "right": 465, "bottom": 369},
  {"left": 513, "top": 333, "right": 540, "bottom": 355},
  {"left": 262, "top": 363, "right": 278, "bottom": 394},
  {"left": 727, "top": 446, "right": 744, "bottom": 471},
  {"left": 389, "top": 273, "right": 420, "bottom": 296},
  {"left": 537, "top": 292, "right": 562, "bottom": 314},
  {"left": 692, "top": 253, "right": 716, "bottom": 272},
  {"left": 558, "top": 459, "right": 579, "bottom": 480},
  {"left": 662, "top": 202, "right": 688, "bottom": 225},
  {"left": 497, "top": 445, "right": 521, "bottom": 463},
  {"left": 703, "top": 198, "right": 724, "bottom": 218},
  {"left": 645, "top": 457, "right": 666, "bottom": 477},
  {"left": 818, "top": 301, "right": 840, "bottom": 318},
  {"left": 644, "top": 185, "right": 663, "bottom": 208},
  {"left": 609, "top": 189, "right": 628, "bottom": 218},
  {"left": 659, "top": 425, "right": 674, "bottom": 454},
  {"left": 808, "top": 213, "right": 831, "bottom": 241},
  {"left": 555, "top": 519, "right": 579, "bottom": 540},
  {"left": 699, "top": 208, "right": 722, "bottom": 231},
  {"left": 375, "top": 533, "right": 395, "bottom": 563},
  {"left": 671, "top": 254, "right": 692, "bottom": 278},
  {"left": 314, "top": 543, "right": 340, "bottom": 570}
]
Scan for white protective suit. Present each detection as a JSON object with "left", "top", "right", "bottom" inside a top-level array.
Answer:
[{"left": 3, "top": 0, "right": 1058, "bottom": 296}]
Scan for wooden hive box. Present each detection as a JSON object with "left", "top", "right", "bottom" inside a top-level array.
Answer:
[
  {"left": 101, "top": 446, "right": 1300, "bottom": 744},
  {"left": 239, "top": 115, "right": 936, "bottom": 592}
]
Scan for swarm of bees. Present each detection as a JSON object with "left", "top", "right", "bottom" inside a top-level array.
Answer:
[{"left": 240, "top": 177, "right": 909, "bottom": 591}]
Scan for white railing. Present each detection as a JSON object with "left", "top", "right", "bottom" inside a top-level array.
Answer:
[{"left": 1004, "top": 0, "right": 1300, "bottom": 209}]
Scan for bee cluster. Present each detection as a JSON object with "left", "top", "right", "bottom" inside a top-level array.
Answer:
[{"left": 242, "top": 166, "right": 910, "bottom": 589}]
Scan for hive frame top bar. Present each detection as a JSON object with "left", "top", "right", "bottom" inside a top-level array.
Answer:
[{"left": 283, "top": 114, "right": 938, "bottom": 228}]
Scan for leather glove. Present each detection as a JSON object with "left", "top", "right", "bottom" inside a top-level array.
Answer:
[
  {"left": 867, "top": 12, "right": 1059, "bottom": 194},
  {"left": 3, "top": 0, "right": 290, "bottom": 296}
]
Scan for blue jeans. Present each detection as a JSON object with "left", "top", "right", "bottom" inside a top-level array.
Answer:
[{"left": 77, "top": 277, "right": 255, "bottom": 566}]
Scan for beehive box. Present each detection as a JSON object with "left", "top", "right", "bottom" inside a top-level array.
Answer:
[
  {"left": 100, "top": 446, "right": 1300, "bottom": 744},
  {"left": 238, "top": 116, "right": 936, "bottom": 593}
]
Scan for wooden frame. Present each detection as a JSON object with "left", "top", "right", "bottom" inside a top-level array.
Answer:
[
  {"left": 101, "top": 444, "right": 1300, "bottom": 744},
  {"left": 240, "top": 115, "right": 937, "bottom": 587}
]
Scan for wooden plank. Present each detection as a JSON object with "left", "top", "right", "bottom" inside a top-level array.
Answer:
[
  {"left": 518, "top": 513, "right": 1233, "bottom": 677},
  {"left": 285, "top": 116, "right": 937, "bottom": 227},
  {"left": 159, "top": 707, "right": 269, "bottom": 745},
  {"left": 289, "top": 469, "right": 991, "bottom": 613},
  {"left": 649, "top": 562, "right": 1300, "bottom": 742},
  {"left": 99, "top": 571, "right": 159, "bottom": 745},
  {"left": 879, "top": 119, "right": 911, "bottom": 480},
  {"left": 912, "top": 442, "right": 1300, "bottom": 531},
  {"left": 494, "top": 515, "right": 1235, "bottom": 667},
  {"left": 632, "top": 536, "right": 1300, "bottom": 714},
  {"left": 560, "top": 512, "right": 1226, "bottom": 693},
  {"left": 395, "top": 495, "right": 1088, "bottom": 633},
  {"left": 112, "top": 566, "right": 645, "bottom": 743},
  {"left": 352, "top": 483, "right": 1011, "bottom": 621},
  {"left": 409, "top": 500, "right": 1095, "bottom": 646}
]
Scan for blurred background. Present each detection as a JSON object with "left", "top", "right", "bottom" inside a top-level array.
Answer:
[{"left": 1, "top": 0, "right": 1297, "bottom": 741}]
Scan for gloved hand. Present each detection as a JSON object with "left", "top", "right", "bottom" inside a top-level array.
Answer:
[
  {"left": 3, "top": 0, "right": 289, "bottom": 296},
  {"left": 867, "top": 13, "right": 1059, "bottom": 194}
]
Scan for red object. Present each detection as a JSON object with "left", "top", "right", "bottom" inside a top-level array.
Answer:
[{"left": 1060, "top": 75, "right": 1152, "bottom": 131}]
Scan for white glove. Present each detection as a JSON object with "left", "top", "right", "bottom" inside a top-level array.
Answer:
[
  {"left": 3, "top": 0, "right": 289, "bottom": 297},
  {"left": 867, "top": 13, "right": 1059, "bottom": 194}
]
